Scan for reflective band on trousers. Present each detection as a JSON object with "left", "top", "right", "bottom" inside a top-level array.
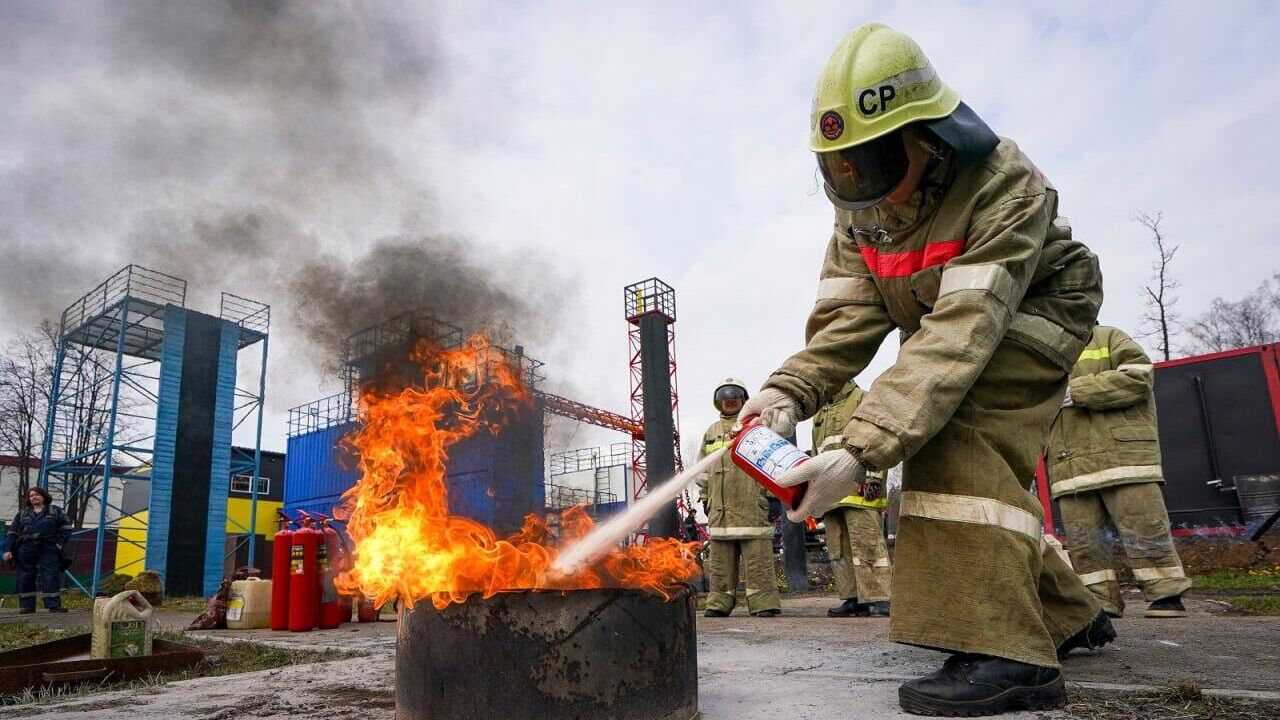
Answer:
[
  {"left": 816, "top": 275, "right": 882, "bottom": 304},
  {"left": 1076, "top": 569, "right": 1117, "bottom": 586},
  {"left": 899, "top": 491, "right": 1042, "bottom": 543},
  {"left": 1133, "top": 565, "right": 1186, "bottom": 581},
  {"left": 849, "top": 557, "right": 892, "bottom": 567},
  {"left": 707, "top": 526, "right": 775, "bottom": 539},
  {"left": 938, "top": 263, "right": 1014, "bottom": 307},
  {"left": 1051, "top": 465, "right": 1164, "bottom": 495}
]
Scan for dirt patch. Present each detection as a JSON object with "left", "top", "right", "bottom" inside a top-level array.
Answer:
[
  {"left": 1054, "top": 685, "right": 1280, "bottom": 720},
  {"left": 1176, "top": 536, "right": 1280, "bottom": 575},
  {"left": 317, "top": 685, "right": 396, "bottom": 710}
]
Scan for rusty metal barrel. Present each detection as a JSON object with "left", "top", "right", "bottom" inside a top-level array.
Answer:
[{"left": 396, "top": 586, "right": 699, "bottom": 720}]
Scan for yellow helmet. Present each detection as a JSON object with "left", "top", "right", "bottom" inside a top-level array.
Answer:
[
  {"left": 810, "top": 24, "right": 959, "bottom": 154},
  {"left": 811, "top": 25, "right": 975, "bottom": 211}
]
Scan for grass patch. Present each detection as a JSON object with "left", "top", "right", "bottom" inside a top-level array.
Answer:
[
  {"left": 1217, "top": 595, "right": 1280, "bottom": 616},
  {"left": 1061, "top": 685, "right": 1280, "bottom": 720},
  {"left": 1, "top": 628, "right": 362, "bottom": 707},
  {"left": 1192, "top": 569, "right": 1280, "bottom": 591},
  {"left": 1, "top": 592, "right": 211, "bottom": 613},
  {"left": 0, "top": 622, "right": 86, "bottom": 652}
]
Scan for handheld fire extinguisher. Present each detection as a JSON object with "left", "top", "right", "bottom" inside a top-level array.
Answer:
[
  {"left": 729, "top": 415, "right": 810, "bottom": 511},
  {"left": 315, "top": 513, "right": 345, "bottom": 630},
  {"left": 270, "top": 509, "right": 295, "bottom": 631},
  {"left": 287, "top": 511, "right": 322, "bottom": 632}
]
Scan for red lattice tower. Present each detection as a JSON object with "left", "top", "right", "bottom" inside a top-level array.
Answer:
[{"left": 624, "top": 279, "right": 683, "bottom": 510}]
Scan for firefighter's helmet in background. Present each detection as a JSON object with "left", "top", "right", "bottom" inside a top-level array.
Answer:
[{"left": 713, "top": 377, "right": 749, "bottom": 414}]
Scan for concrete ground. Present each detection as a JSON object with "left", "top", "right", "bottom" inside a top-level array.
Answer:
[{"left": 1, "top": 592, "right": 1277, "bottom": 719}]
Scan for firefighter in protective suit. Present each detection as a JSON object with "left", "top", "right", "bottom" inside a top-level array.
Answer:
[
  {"left": 813, "top": 378, "right": 891, "bottom": 617},
  {"left": 1048, "top": 326, "right": 1191, "bottom": 618},
  {"left": 737, "top": 24, "right": 1113, "bottom": 716},
  {"left": 695, "top": 378, "right": 782, "bottom": 617}
]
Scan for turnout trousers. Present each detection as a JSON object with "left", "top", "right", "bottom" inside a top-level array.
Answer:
[
  {"left": 705, "top": 538, "right": 781, "bottom": 614},
  {"left": 891, "top": 343, "right": 1101, "bottom": 668},
  {"left": 17, "top": 542, "right": 63, "bottom": 611},
  {"left": 1058, "top": 481, "right": 1191, "bottom": 616},
  {"left": 823, "top": 506, "right": 892, "bottom": 603}
]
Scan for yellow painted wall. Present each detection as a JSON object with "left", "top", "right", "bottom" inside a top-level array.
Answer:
[
  {"left": 113, "top": 510, "right": 148, "bottom": 576},
  {"left": 227, "top": 497, "right": 282, "bottom": 537},
  {"left": 111, "top": 499, "right": 283, "bottom": 576}
]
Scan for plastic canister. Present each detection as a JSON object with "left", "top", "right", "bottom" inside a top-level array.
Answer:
[
  {"left": 226, "top": 577, "right": 273, "bottom": 630},
  {"left": 91, "top": 590, "right": 154, "bottom": 659},
  {"left": 729, "top": 418, "right": 809, "bottom": 510}
]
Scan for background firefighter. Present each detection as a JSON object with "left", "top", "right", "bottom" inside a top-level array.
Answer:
[
  {"left": 695, "top": 377, "right": 782, "bottom": 618},
  {"left": 812, "top": 378, "right": 891, "bottom": 617},
  {"left": 1048, "top": 325, "right": 1192, "bottom": 618},
  {"left": 737, "top": 23, "right": 1113, "bottom": 716}
]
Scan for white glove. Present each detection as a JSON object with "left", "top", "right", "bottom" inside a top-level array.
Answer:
[
  {"left": 1061, "top": 387, "right": 1073, "bottom": 408},
  {"left": 774, "top": 448, "right": 865, "bottom": 524},
  {"left": 737, "top": 388, "right": 800, "bottom": 438}
]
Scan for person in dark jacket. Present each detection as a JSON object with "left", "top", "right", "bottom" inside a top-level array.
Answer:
[{"left": 3, "top": 487, "right": 72, "bottom": 613}]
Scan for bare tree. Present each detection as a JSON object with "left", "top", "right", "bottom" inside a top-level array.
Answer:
[
  {"left": 56, "top": 344, "right": 118, "bottom": 529},
  {"left": 1185, "top": 278, "right": 1279, "bottom": 354},
  {"left": 1135, "top": 212, "right": 1180, "bottom": 361},
  {"left": 0, "top": 321, "right": 56, "bottom": 508}
]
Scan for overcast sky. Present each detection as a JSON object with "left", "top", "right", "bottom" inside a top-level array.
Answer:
[{"left": 1, "top": 1, "right": 1277, "bottom": 460}]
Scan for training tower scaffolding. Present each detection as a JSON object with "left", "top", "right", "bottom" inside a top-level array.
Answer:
[
  {"left": 38, "top": 265, "right": 270, "bottom": 597},
  {"left": 624, "top": 278, "right": 684, "bottom": 539}
]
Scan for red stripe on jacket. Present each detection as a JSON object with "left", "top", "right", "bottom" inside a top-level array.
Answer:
[{"left": 858, "top": 239, "right": 966, "bottom": 278}]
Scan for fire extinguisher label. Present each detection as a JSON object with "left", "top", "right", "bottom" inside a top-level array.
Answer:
[
  {"left": 317, "top": 542, "right": 329, "bottom": 573},
  {"left": 733, "top": 425, "right": 808, "bottom": 480},
  {"left": 290, "top": 544, "right": 305, "bottom": 575}
]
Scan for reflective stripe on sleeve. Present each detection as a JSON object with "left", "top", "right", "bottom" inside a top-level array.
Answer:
[
  {"left": 816, "top": 276, "right": 882, "bottom": 304},
  {"left": 1007, "top": 312, "right": 1082, "bottom": 371},
  {"left": 899, "top": 491, "right": 1042, "bottom": 543},
  {"left": 1051, "top": 466, "right": 1164, "bottom": 496},
  {"left": 1078, "top": 346, "right": 1110, "bottom": 361},
  {"left": 704, "top": 439, "right": 728, "bottom": 452},
  {"left": 1076, "top": 569, "right": 1117, "bottom": 586},
  {"left": 707, "top": 526, "right": 775, "bottom": 539},
  {"left": 938, "top": 263, "right": 1014, "bottom": 306},
  {"left": 1132, "top": 565, "right": 1186, "bottom": 581},
  {"left": 818, "top": 435, "right": 845, "bottom": 452}
]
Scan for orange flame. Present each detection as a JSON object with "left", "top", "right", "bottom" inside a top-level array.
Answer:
[{"left": 337, "top": 335, "right": 701, "bottom": 610}]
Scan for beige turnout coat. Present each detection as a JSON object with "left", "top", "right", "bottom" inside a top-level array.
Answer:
[
  {"left": 695, "top": 416, "right": 774, "bottom": 540},
  {"left": 1047, "top": 326, "right": 1164, "bottom": 498},
  {"left": 766, "top": 139, "right": 1101, "bottom": 469}
]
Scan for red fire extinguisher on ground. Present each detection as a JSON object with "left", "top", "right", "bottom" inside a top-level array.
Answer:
[
  {"left": 270, "top": 510, "right": 295, "bottom": 631},
  {"left": 288, "top": 512, "right": 322, "bottom": 632},
  {"left": 316, "top": 513, "right": 345, "bottom": 630},
  {"left": 729, "top": 415, "right": 810, "bottom": 511}
]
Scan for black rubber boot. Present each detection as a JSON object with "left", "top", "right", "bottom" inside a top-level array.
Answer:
[
  {"left": 899, "top": 654, "right": 1065, "bottom": 716},
  {"left": 1057, "top": 609, "right": 1117, "bottom": 659},
  {"left": 751, "top": 608, "right": 780, "bottom": 617},
  {"left": 1144, "top": 595, "right": 1187, "bottom": 618},
  {"left": 704, "top": 608, "right": 730, "bottom": 618},
  {"left": 827, "top": 598, "right": 867, "bottom": 617}
]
